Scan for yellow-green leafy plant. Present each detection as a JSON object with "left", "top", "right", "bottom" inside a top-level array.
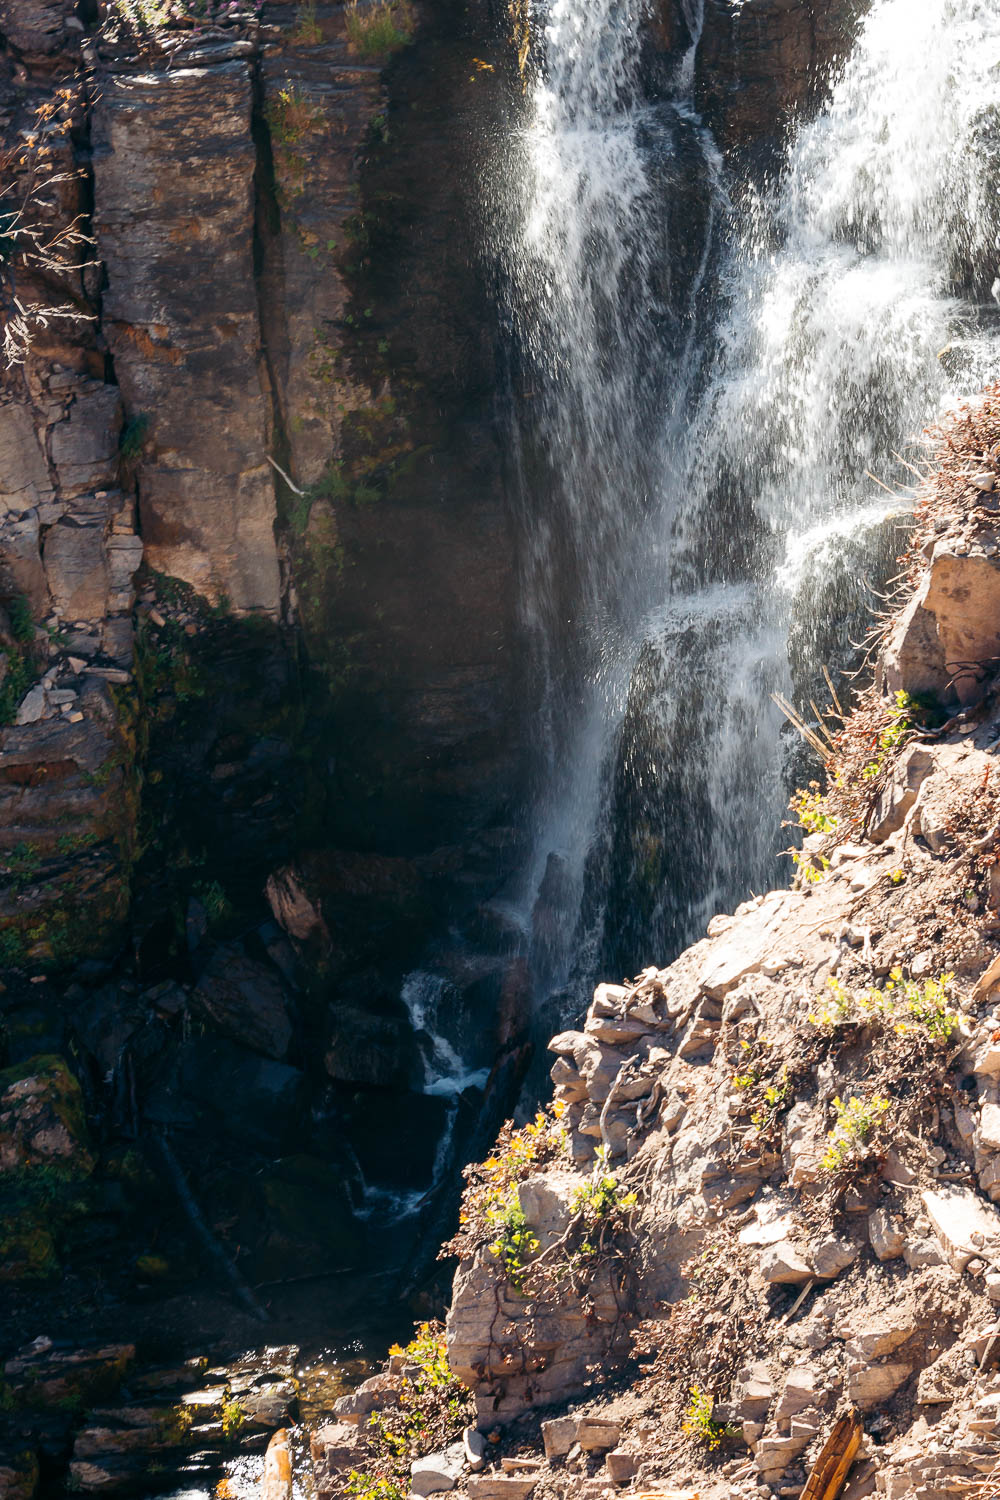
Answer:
[
  {"left": 789, "top": 782, "right": 838, "bottom": 836},
  {"left": 485, "top": 1193, "right": 539, "bottom": 1289},
  {"left": 682, "top": 1385, "right": 734, "bottom": 1450},
  {"left": 444, "top": 1104, "right": 567, "bottom": 1273},
  {"left": 751, "top": 1067, "right": 791, "bottom": 1130},
  {"left": 821, "top": 1093, "right": 890, "bottom": 1171},
  {"left": 808, "top": 972, "right": 960, "bottom": 1042},
  {"left": 349, "top": 1322, "right": 474, "bottom": 1500},
  {"left": 220, "top": 1398, "right": 245, "bottom": 1440}
]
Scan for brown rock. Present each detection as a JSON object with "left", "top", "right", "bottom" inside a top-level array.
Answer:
[
  {"left": 43, "top": 520, "right": 109, "bottom": 622},
  {"left": 93, "top": 63, "right": 280, "bottom": 613}
]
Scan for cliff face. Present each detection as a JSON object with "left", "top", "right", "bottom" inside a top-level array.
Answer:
[
  {"left": 314, "top": 393, "right": 1000, "bottom": 1500},
  {"left": 0, "top": 0, "right": 524, "bottom": 975}
]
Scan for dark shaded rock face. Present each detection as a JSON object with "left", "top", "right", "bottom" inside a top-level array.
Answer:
[{"left": 694, "top": 0, "right": 869, "bottom": 155}]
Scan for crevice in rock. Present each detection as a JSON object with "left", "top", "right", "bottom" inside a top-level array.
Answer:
[{"left": 249, "top": 50, "right": 297, "bottom": 628}]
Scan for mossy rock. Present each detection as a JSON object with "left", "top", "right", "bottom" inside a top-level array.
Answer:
[
  {"left": 0, "top": 1210, "right": 57, "bottom": 1281},
  {"left": 0, "top": 1053, "right": 94, "bottom": 1180},
  {"left": 4, "top": 1342, "right": 134, "bottom": 1410}
]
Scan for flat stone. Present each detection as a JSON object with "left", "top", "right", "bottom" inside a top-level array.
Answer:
[
  {"left": 605, "top": 1451, "right": 637, "bottom": 1485},
  {"left": 15, "top": 684, "right": 46, "bottom": 725},
  {"left": 467, "top": 1480, "right": 537, "bottom": 1500},
  {"left": 923, "top": 1186, "right": 1000, "bottom": 1272},
  {"left": 462, "top": 1427, "right": 487, "bottom": 1473},
  {"left": 699, "top": 891, "right": 796, "bottom": 999},
  {"left": 847, "top": 1362, "right": 912, "bottom": 1409},
  {"left": 810, "top": 1233, "right": 860, "bottom": 1279},
  {"left": 774, "top": 1365, "right": 821, "bottom": 1422},
  {"left": 410, "top": 1447, "right": 463, "bottom": 1495},
  {"left": 576, "top": 1417, "right": 621, "bottom": 1453},
  {"left": 868, "top": 1208, "right": 905, "bottom": 1261},
  {"left": 759, "top": 1240, "right": 813, "bottom": 1284},
  {"left": 541, "top": 1417, "right": 577, "bottom": 1460},
  {"left": 981, "top": 1103, "right": 1000, "bottom": 1153},
  {"left": 903, "top": 1237, "right": 948, "bottom": 1269}
]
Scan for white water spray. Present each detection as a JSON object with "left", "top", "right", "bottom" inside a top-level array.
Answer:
[{"left": 506, "top": 0, "right": 1000, "bottom": 995}]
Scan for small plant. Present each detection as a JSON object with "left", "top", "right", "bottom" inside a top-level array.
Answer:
[
  {"left": 266, "top": 83, "right": 325, "bottom": 149},
  {"left": 821, "top": 1093, "right": 891, "bottom": 1171},
  {"left": 890, "top": 868, "right": 905, "bottom": 885},
  {"left": 6, "top": 595, "right": 33, "bottom": 644},
  {"left": 789, "top": 782, "right": 838, "bottom": 836},
  {"left": 751, "top": 1068, "right": 791, "bottom": 1130},
  {"left": 682, "top": 1385, "right": 734, "bottom": 1450},
  {"left": 345, "top": 1473, "right": 406, "bottom": 1500},
  {"left": 120, "top": 412, "right": 150, "bottom": 461},
  {"left": 292, "top": 1, "right": 323, "bottom": 42},
  {"left": 808, "top": 971, "right": 960, "bottom": 1041},
  {"left": 220, "top": 1397, "right": 245, "bottom": 1440},
  {"left": 192, "top": 878, "right": 232, "bottom": 930},
  {"left": 791, "top": 849, "right": 830, "bottom": 885},
  {"left": 569, "top": 1146, "right": 637, "bottom": 1227},
  {"left": 486, "top": 1192, "right": 539, "bottom": 1289},
  {"left": 348, "top": 1321, "right": 473, "bottom": 1500},
  {"left": 344, "top": 0, "right": 415, "bottom": 58},
  {"left": 388, "top": 1322, "right": 454, "bottom": 1392}
]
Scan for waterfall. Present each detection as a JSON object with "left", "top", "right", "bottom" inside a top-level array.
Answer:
[{"left": 501, "top": 0, "right": 1000, "bottom": 1006}]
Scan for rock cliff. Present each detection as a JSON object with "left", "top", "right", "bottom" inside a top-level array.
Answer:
[{"left": 310, "top": 388, "right": 1000, "bottom": 1500}]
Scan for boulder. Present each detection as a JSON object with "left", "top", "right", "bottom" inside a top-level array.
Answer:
[
  {"left": 759, "top": 1240, "right": 813, "bottom": 1284},
  {"left": 47, "top": 386, "right": 122, "bottom": 497},
  {"left": 868, "top": 1208, "right": 905, "bottom": 1261},
  {"left": 882, "top": 544, "right": 1000, "bottom": 706},
  {"left": 467, "top": 1481, "right": 536, "bottom": 1500},
  {"left": 152, "top": 1040, "right": 306, "bottom": 1149},
  {"left": 922, "top": 1186, "right": 1000, "bottom": 1272},
  {"left": 192, "top": 943, "right": 294, "bottom": 1061},
  {"left": 605, "top": 1451, "right": 637, "bottom": 1485},
  {"left": 411, "top": 1447, "right": 464, "bottom": 1495},
  {"left": 260, "top": 1429, "right": 292, "bottom": 1500},
  {"left": 0, "top": 1444, "right": 39, "bottom": 1500},
  {"left": 811, "top": 1233, "right": 860, "bottom": 1279},
  {"left": 0, "top": 511, "right": 49, "bottom": 614},
  {"left": 699, "top": 890, "right": 796, "bottom": 999},
  {"left": 541, "top": 1416, "right": 577, "bottom": 1460},
  {"left": 462, "top": 1427, "right": 487, "bottom": 1472},
  {"left": 333, "top": 1373, "right": 402, "bottom": 1424},
  {"left": 0, "top": 403, "right": 53, "bottom": 515},
  {"left": 43, "top": 520, "right": 110, "bottom": 622},
  {"left": 0, "top": 1053, "right": 93, "bottom": 1178},
  {"left": 310, "top": 1421, "right": 358, "bottom": 1482},
  {"left": 868, "top": 745, "right": 935, "bottom": 843},
  {"left": 4, "top": 1342, "right": 134, "bottom": 1410},
  {"left": 846, "top": 1361, "right": 912, "bottom": 1409},
  {"left": 576, "top": 1417, "right": 621, "bottom": 1453},
  {"left": 980, "top": 1102, "right": 1000, "bottom": 1153},
  {"left": 774, "top": 1365, "right": 822, "bottom": 1422}
]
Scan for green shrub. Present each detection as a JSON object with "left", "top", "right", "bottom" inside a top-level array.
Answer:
[
  {"left": 7, "top": 595, "right": 33, "bottom": 644},
  {"left": 682, "top": 1386, "right": 734, "bottom": 1449},
  {"left": 220, "top": 1398, "right": 245, "bottom": 1440},
  {"left": 344, "top": 0, "right": 415, "bottom": 58},
  {"left": 120, "top": 412, "right": 150, "bottom": 461},
  {"left": 821, "top": 1093, "right": 890, "bottom": 1171}
]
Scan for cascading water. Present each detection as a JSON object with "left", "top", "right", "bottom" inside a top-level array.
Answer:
[
  {"left": 497, "top": 0, "right": 720, "bottom": 996},
  {"left": 501, "top": 0, "right": 1000, "bottom": 1010}
]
